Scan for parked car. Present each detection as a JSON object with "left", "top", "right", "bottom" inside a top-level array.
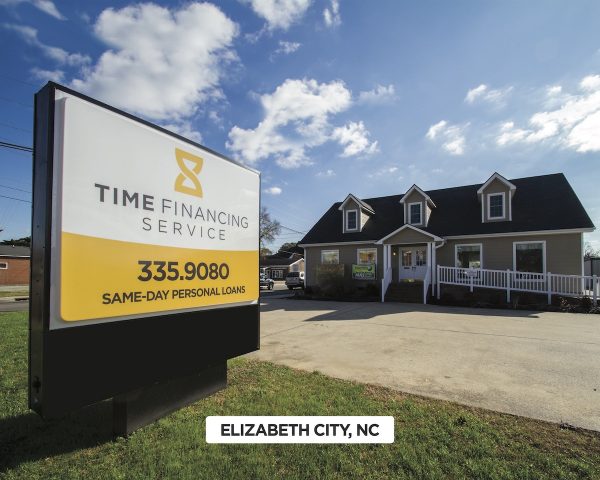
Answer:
[
  {"left": 260, "top": 274, "right": 274, "bottom": 290},
  {"left": 285, "top": 271, "right": 305, "bottom": 290}
]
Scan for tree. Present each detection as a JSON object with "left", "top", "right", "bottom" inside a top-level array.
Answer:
[
  {"left": 260, "top": 247, "right": 273, "bottom": 257},
  {"left": 0, "top": 236, "right": 31, "bottom": 247},
  {"left": 278, "top": 242, "right": 298, "bottom": 254},
  {"left": 584, "top": 242, "right": 600, "bottom": 260},
  {"left": 259, "top": 207, "right": 281, "bottom": 249}
]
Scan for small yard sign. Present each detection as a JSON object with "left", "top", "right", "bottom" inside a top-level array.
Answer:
[{"left": 352, "top": 264, "right": 376, "bottom": 280}]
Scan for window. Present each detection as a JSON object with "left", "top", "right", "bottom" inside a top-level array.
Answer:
[
  {"left": 357, "top": 248, "right": 377, "bottom": 265},
  {"left": 321, "top": 249, "right": 339, "bottom": 264},
  {"left": 401, "top": 250, "right": 412, "bottom": 267},
  {"left": 409, "top": 202, "right": 422, "bottom": 225},
  {"left": 488, "top": 193, "right": 505, "bottom": 219},
  {"left": 514, "top": 242, "right": 545, "bottom": 273},
  {"left": 415, "top": 249, "right": 427, "bottom": 266},
  {"left": 455, "top": 244, "right": 482, "bottom": 269},
  {"left": 346, "top": 209, "right": 358, "bottom": 231},
  {"left": 0, "top": 262, "right": 7, "bottom": 269}
]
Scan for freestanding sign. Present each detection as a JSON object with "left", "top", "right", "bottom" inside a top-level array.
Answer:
[{"left": 30, "top": 83, "right": 260, "bottom": 433}]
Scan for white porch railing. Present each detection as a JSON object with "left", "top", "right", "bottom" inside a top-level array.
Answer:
[
  {"left": 437, "top": 265, "right": 599, "bottom": 305},
  {"left": 423, "top": 267, "right": 431, "bottom": 305},
  {"left": 381, "top": 265, "right": 393, "bottom": 302}
]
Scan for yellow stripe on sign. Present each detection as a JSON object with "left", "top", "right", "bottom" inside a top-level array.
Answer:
[{"left": 60, "top": 232, "right": 259, "bottom": 322}]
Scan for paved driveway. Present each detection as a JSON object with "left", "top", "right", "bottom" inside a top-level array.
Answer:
[{"left": 250, "top": 298, "right": 600, "bottom": 431}]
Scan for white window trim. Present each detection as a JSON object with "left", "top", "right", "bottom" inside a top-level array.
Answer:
[
  {"left": 345, "top": 209, "right": 359, "bottom": 232},
  {"left": 321, "top": 249, "right": 340, "bottom": 264},
  {"left": 408, "top": 202, "right": 423, "bottom": 226},
  {"left": 487, "top": 192, "right": 505, "bottom": 220},
  {"left": 0, "top": 262, "right": 7, "bottom": 269},
  {"left": 357, "top": 248, "right": 377, "bottom": 265},
  {"left": 513, "top": 240, "right": 546, "bottom": 273},
  {"left": 454, "top": 243, "right": 483, "bottom": 269}
]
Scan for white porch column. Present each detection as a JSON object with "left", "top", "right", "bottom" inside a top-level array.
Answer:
[
  {"left": 386, "top": 244, "right": 391, "bottom": 269},
  {"left": 431, "top": 242, "right": 437, "bottom": 294}
]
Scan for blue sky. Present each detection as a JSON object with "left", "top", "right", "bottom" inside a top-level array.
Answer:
[{"left": 1, "top": 0, "right": 599, "bottom": 251}]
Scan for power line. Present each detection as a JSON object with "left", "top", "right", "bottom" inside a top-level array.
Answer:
[
  {"left": 0, "top": 74, "right": 38, "bottom": 88},
  {"left": 0, "top": 184, "right": 31, "bottom": 194},
  {"left": 0, "top": 141, "right": 33, "bottom": 153},
  {"left": 0, "top": 193, "right": 31, "bottom": 203},
  {"left": 0, "top": 96, "right": 33, "bottom": 109},
  {"left": 0, "top": 121, "right": 32, "bottom": 134},
  {"left": 280, "top": 224, "right": 306, "bottom": 235}
]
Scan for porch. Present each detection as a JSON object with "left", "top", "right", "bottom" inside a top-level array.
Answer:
[{"left": 378, "top": 225, "right": 443, "bottom": 304}]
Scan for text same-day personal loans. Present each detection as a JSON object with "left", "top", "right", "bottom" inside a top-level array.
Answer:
[
  {"left": 94, "top": 183, "right": 250, "bottom": 240},
  {"left": 102, "top": 286, "right": 247, "bottom": 305}
]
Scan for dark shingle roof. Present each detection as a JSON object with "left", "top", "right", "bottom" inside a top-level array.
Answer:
[
  {"left": 260, "top": 253, "right": 303, "bottom": 267},
  {"left": 300, "top": 173, "right": 594, "bottom": 245},
  {"left": 0, "top": 245, "right": 31, "bottom": 257}
]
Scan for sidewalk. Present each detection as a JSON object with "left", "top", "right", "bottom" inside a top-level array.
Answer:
[{"left": 0, "top": 285, "right": 29, "bottom": 303}]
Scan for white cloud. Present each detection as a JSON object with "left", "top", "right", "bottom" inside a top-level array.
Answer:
[
  {"left": 316, "top": 169, "right": 335, "bottom": 177},
  {"left": 274, "top": 40, "right": 301, "bottom": 56},
  {"left": 331, "top": 121, "right": 379, "bottom": 157},
  {"left": 227, "top": 78, "right": 358, "bottom": 168},
  {"left": 263, "top": 186, "right": 282, "bottom": 195},
  {"left": 323, "top": 0, "right": 340, "bottom": 27},
  {"left": 367, "top": 165, "right": 399, "bottom": 178},
  {"left": 71, "top": 3, "right": 238, "bottom": 121},
  {"left": 30, "top": 67, "right": 64, "bottom": 82},
  {"left": 244, "top": 0, "right": 311, "bottom": 30},
  {"left": 0, "top": 0, "right": 64, "bottom": 20},
  {"left": 4, "top": 23, "right": 89, "bottom": 65},
  {"left": 161, "top": 121, "right": 202, "bottom": 143},
  {"left": 426, "top": 120, "right": 467, "bottom": 155},
  {"left": 465, "top": 83, "right": 513, "bottom": 106},
  {"left": 547, "top": 85, "right": 562, "bottom": 96},
  {"left": 357, "top": 84, "right": 396, "bottom": 105},
  {"left": 496, "top": 74, "right": 600, "bottom": 153}
]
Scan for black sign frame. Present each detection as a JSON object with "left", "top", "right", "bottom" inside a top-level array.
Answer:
[{"left": 29, "top": 83, "right": 260, "bottom": 418}]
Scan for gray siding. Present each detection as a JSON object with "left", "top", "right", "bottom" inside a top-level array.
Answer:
[
  {"left": 305, "top": 243, "right": 383, "bottom": 287},
  {"left": 383, "top": 228, "right": 434, "bottom": 245},
  {"left": 436, "top": 233, "right": 583, "bottom": 275}
]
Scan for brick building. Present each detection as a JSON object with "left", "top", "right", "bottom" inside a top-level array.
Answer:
[{"left": 0, "top": 245, "right": 30, "bottom": 286}]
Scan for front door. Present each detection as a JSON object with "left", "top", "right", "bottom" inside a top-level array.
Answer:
[{"left": 399, "top": 247, "right": 427, "bottom": 280}]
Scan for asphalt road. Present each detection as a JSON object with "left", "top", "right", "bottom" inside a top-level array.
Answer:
[{"left": 253, "top": 298, "right": 600, "bottom": 431}]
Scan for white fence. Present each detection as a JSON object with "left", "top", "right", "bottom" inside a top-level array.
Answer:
[{"left": 437, "top": 265, "right": 599, "bottom": 305}]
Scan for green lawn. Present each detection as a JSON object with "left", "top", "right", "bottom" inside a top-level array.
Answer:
[{"left": 1, "top": 312, "right": 599, "bottom": 479}]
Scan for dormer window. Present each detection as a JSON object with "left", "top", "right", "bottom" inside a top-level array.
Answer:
[
  {"left": 478, "top": 173, "right": 515, "bottom": 223},
  {"left": 488, "top": 193, "right": 505, "bottom": 220},
  {"left": 409, "top": 202, "right": 422, "bottom": 225},
  {"left": 346, "top": 209, "right": 358, "bottom": 231}
]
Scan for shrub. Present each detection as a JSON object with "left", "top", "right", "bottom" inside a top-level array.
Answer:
[{"left": 365, "top": 283, "right": 380, "bottom": 298}]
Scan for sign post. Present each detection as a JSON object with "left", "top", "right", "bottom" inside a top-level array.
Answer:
[{"left": 30, "top": 83, "right": 260, "bottom": 435}]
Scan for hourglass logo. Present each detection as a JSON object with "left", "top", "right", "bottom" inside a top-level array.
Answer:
[{"left": 174, "top": 148, "right": 203, "bottom": 198}]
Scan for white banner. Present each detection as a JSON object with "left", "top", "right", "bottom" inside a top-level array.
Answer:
[{"left": 206, "top": 416, "right": 394, "bottom": 444}]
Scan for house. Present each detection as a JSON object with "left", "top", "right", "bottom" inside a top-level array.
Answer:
[
  {"left": 0, "top": 245, "right": 30, "bottom": 286},
  {"left": 585, "top": 257, "right": 600, "bottom": 277},
  {"left": 260, "top": 247, "right": 305, "bottom": 279},
  {"left": 299, "top": 173, "right": 595, "bottom": 302}
]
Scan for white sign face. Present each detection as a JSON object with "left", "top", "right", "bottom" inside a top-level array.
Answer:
[{"left": 49, "top": 91, "right": 259, "bottom": 329}]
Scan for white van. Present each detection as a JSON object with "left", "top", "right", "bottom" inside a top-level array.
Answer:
[{"left": 285, "top": 271, "right": 305, "bottom": 289}]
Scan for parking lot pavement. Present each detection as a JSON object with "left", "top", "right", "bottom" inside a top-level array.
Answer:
[{"left": 252, "top": 298, "right": 600, "bottom": 431}]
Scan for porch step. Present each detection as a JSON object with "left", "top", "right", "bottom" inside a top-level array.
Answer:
[{"left": 385, "top": 281, "right": 424, "bottom": 303}]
